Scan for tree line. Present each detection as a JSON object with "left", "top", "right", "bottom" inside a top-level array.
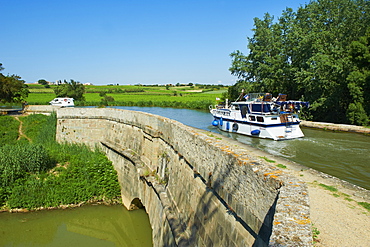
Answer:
[
  {"left": 228, "top": 0, "right": 370, "bottom": 126},
  {"left": 0, "top": 63, "right": 85, "bottom": 103},
  {"left": 0, "top": 63, "right": 28, "bottom": 104}
]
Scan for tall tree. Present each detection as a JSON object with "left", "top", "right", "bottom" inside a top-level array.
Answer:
[
  {"left": 53, "top": 79, "right": 85, "bottom": 101},
  {"left": 229, "top": 0, "right": 370, "bottom": 125},
  {"left": 346, "top": 28, "right": 370, "bottom": 125},
  {"left": 294, "top": 0, "right": 369, "bottom": 123},
  {"left": 230, "top": 9, "right": 302, "bottom": 98},
  {"left": 0, "top": 63, "right": 29, "bottom": 103}
]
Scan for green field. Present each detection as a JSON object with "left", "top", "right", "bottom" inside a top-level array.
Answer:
[{"left": 26, "top": 84, "right": 228, "bottom": 110}]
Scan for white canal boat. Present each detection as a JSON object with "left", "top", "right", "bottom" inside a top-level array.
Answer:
[
  {"left": 210, "top": 92, "right": 309, "bottom": 140},
  {"left": 49, "top": 97, "right": 75, "bottom": 107}
]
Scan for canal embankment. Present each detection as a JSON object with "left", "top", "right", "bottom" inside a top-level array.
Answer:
[{"left": 301, "top": 120, "right": 370, "bottom": 135}]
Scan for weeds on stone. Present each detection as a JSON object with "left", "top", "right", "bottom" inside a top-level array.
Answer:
[
  {"left": 142, "top": 169, "right": 155, "bottom": 177},
  {"left": 312, "top": 224, "right": 321, "bottom": 245},
  {"left": 276, "top": 164, "right": 286, "bottom": 169},
  {"left": 260, "top": 156, "right": 276, "bottom": 163},
  {"left": 318, "top": 183, "right": 338, "bottom": 192},
  {"left": 358, "top": 202, "right": 370, "bottom": 212}
]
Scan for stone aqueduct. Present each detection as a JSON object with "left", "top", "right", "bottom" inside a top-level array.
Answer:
[{"left": 27, "top": 106, "right": 312, "bottom": 247}]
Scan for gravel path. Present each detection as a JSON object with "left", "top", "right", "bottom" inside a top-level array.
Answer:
[{"left": 266, "top": 154, "right": 370, "bottom": 247}]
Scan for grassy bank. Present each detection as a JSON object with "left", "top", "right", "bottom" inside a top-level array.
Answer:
[
  {"left": 25, "top": 84, "right": 227, "bottom": 109},
  {"left": 0, "top": 114, "right": 121, "bottom": 210}
]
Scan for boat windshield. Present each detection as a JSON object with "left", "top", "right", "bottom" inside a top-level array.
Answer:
[{"left": 244, "top": 93, "right": 265, "bottom": 101}]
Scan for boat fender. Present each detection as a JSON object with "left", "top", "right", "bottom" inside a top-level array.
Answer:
[
  {"left": 212, "top": 120, "right": 219, "bottom": 126},
  {"left": 271, "top": 105, "right": 279, "bottom": 114},
  {"left": 220, "top": 118, "right": 223, "bottom": 126},
  {"left": 232, "top": 123, "right": 238, "bottom": 131},
  {"left": 251, "top": 129, "right": 260, "bottom": 135},
  {"left": 226, "top": 121, "right": 230, "bottom": 130}
]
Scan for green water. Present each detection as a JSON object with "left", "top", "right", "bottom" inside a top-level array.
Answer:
[
  {"left": 0, "top": 205, "right": 152, "bottom": 247},
  {"left": 225, "top": 127, "right": 370, "bottom": 190}
]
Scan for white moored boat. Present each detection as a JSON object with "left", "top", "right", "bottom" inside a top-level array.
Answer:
[
  {"left": 210, "top": 92, "right": 309, "bottom": 140},
  {"left": 49, "top": 97, "right": 75, "bottom": 107}
]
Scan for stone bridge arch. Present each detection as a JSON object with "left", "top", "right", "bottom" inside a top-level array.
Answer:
[{"left": 41, "top": 106, "right": 312, "bottom": 247}]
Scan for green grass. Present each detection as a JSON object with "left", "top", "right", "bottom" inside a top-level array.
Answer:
[
  {"left": 25, "top": 84, "right": 227, "bottom": 109},
  {"left": 314, "top": 182, "right": 370, "bottom": 212},
  {"left": 312, "top": 225, "right": 321, "bottom": 244},
  {"left": 21, "top": 114, "right": 51, "bottom": 141},
  {"left": 358, "top": 202, "right": 370, "bottom": 212},
  {"left": 26, "top": 93, "right": 56, "bottom": 105},
  {"left": 318, "top": 183, "right": 338, "bottom": 192},
  {"left": 260, "top": 156, "right": 276, "bottom": 163},
  {"left": 0, "top": 116, "right": 20, "bottom": 146},
  {"left": 344, "top": 197, "right": 354, "bottom": 202},
  {"left": 0, "top": 114, "right": 121, "bottom": 210},
  {"left": 276, "top": 164, "right": 287, "bottom": 169}
]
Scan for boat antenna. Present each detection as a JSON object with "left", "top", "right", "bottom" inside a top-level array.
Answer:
[{"left": 236, "top": 89, "right": 245, "bottom": 102}]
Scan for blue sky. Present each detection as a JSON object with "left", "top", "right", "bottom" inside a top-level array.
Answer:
[{"left": 1, "top": 0, "right": 306, "bottom": 85}]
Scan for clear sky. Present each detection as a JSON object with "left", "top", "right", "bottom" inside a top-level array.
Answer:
[{"left": 1, "top": 0, "right": 306, "bottom": 85}]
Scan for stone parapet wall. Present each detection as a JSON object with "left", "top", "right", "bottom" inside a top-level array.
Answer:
[
  {"left": 41, "top": 107, "right": 311, "bottom": 246},
  {"left": 25, "top": 105, "right": 60, "bottom": 115}
]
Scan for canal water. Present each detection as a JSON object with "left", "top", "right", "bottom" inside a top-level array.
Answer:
[
  {"left": 112, "top": 106, "right": 370, "bottom": 190},
  {"left": 0, "top": 204, "right": 152, "bottom": 247}
]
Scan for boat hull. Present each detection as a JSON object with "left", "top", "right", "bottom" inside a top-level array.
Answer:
[
  {"left": 209, "top": 93, "right": 308, "bottom": 140},
  {"left": 211, "top": 115, "right": 304, "bottom": 141}
]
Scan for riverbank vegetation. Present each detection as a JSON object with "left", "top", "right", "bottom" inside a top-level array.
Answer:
[
  {"left": 25, "top": 83, "right": 227, "bottom": 110},
  {"left": 229, "top": 0, "right": 370, "bottom": 126},
  {"left": 0, "top": 114, "right": 121, "bottom": 210},
  {"left": 0, "top": 63, "right": 29, "bottom": 104}
]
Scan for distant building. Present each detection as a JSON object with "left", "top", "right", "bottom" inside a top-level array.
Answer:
[{"left": 83, "top": 82, "right": 93, "bottom": 85}]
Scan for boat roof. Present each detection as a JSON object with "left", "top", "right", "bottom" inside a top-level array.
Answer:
[
  {"left": 53, "top": 97, "right": 74, "bottom": 100},
  {"left": 232, "top": 93, "right": 309, "bottom": 107}
]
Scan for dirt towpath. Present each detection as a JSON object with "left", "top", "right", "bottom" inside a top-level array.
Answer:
[
  {"left": 14, "top": 116, "right": 32, "bottom": 142},
  {"left": 252, "top": 147, "right": 370, "bottom": 246}
]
